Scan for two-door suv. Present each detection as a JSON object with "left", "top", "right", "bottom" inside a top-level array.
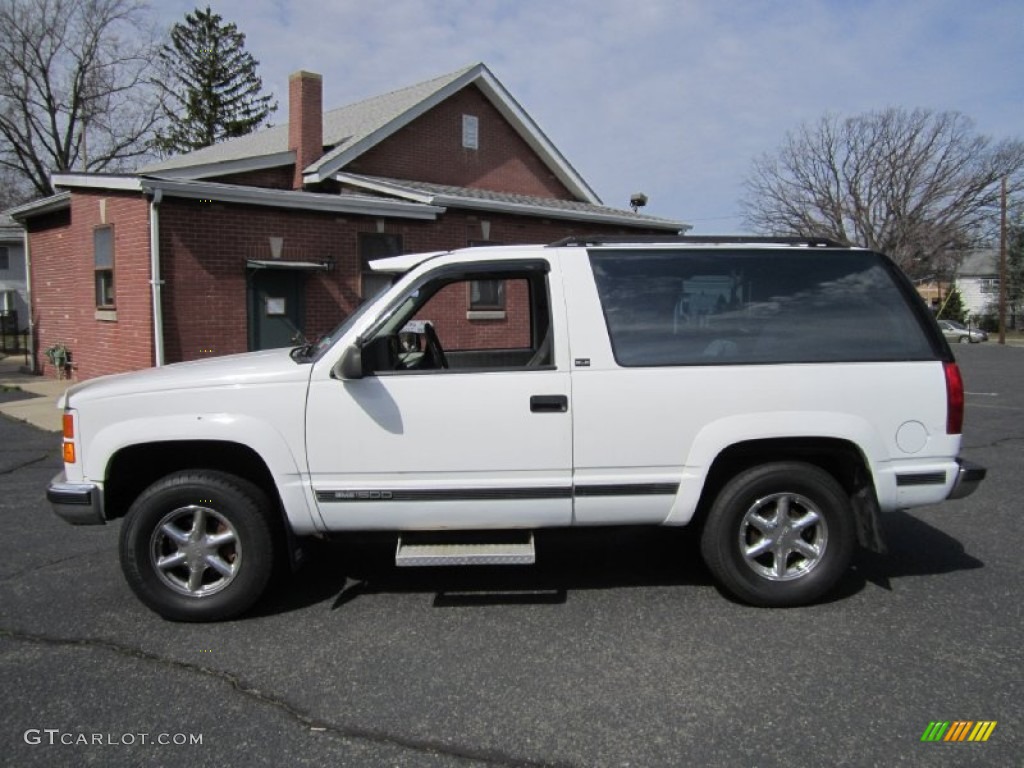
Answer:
[{"left": 47, "top": 236, "right": 985, "bottom": 620}]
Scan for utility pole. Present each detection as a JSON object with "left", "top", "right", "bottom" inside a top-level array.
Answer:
[{"left": 999, "top": 176, "right": 1008, "bottom": 345}]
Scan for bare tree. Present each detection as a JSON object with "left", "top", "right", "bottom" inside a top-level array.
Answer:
[
  {"left": 742, "top": 108, "right": 1024, "bottom": 275},
  {"left": 0, "top": 0, "right": 162, "bottom": 198}
]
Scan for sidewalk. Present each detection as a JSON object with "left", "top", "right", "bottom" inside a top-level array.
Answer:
[{"left": 0, "top": 353, "right": 68, "bottom": 433}]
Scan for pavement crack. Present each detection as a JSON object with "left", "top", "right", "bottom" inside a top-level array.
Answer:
[
  {"left": 0, "top": 550, "right": 105, "bottom": 584},
  {"left": 0, "top": 452, "right": 53, "bottom": 476},
  {"left": 0, "top": 628, "right": 573, "bottom": 768},
  {"left": 962, "top": 435, "right": 1024, "bottom": 451}
]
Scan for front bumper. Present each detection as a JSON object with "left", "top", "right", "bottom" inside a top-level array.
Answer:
[
  {"left": 947, "top": 459, "right": 986, "bottom": 500},
  {"left": 47, "top": 472, "right": 105, "bottom": 525}
]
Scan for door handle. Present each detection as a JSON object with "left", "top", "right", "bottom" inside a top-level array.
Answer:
[{"left": 530, "top": 395, "right": 568, "bottom": 413}]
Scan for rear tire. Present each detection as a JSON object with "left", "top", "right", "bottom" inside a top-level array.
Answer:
[
  {"left": 119, "top": 470, "right": 277, "bottom": 621},
  {"left": 700, "top": 462, "right": 854, "bottom": 607}
]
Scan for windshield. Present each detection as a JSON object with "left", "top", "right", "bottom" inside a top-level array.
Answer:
[
  {"left": 304, "top": 294, "right": 384, "bottom": 362},
  {"left": 303, "top": 270, "right": 432, "bottom": 362}
]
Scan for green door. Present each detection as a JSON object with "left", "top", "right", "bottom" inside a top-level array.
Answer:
[{"left": 249, "top": 269, "right": 305, "bottom": 350}]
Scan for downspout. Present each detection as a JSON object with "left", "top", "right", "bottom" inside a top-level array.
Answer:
[
  {"left": 149, "top": 189, "right": 165, "bottom": 367},
  {"left": 22, "top": 225, "right": 34, "bottom": 372}
]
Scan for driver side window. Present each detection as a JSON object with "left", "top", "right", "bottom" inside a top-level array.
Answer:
[{"left": 361, "top": 268, "right": 553, "bottom": 374}]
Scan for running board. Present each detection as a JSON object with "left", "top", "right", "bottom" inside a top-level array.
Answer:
[{"left": 395, "top": 532, "right": 536, "bottom": 567}]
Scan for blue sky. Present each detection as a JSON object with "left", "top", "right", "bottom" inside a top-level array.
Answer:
[{"left": 155, "top": 0, "right": 1023, "bottom": 232}]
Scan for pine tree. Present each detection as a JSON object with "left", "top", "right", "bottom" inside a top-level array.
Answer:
[
  {"left": 1007, "top": 215, "right": 1024, "bottom": 329},
  {"left": 154, "top": 6, "right": 276, "bottom": 155},
  {"left": 937, "top": 287, "right": 968, "bottom": 325}
]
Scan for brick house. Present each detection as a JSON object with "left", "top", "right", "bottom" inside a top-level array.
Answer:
[{"left": 10, "top": 63, "right": 684, "bottom": 380}]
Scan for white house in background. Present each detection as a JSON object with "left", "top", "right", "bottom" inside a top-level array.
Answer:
[
  {"left": 0, "top": 212, "right": 29, "bottom": 332},
  {"left": 955, "top": 248, "right": 999, "bottom": 320}
]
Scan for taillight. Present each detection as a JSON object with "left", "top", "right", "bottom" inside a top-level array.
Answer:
[
  {"left": 944, "top": 361, "right": 964, "bottom": 435},
  {"left": 62, "top": 412, "right": 77, "bottom": 463}
]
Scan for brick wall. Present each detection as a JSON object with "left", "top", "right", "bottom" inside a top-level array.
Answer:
[
  {"left": 28, "top": 192, "right": 153, "bottom": 379},
  {"left": 348, "top": 84, "right": 576, "bottom": 200},
  {"left": 417, "top": 279, "right": 532, "bottom": 350},
  {"left": 157, "top": 198, "right": 361, "bottom": 362}
]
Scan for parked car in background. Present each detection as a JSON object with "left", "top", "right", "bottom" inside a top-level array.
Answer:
[{"left": 938, "top": 320, "right": 988, "bottom": 344}]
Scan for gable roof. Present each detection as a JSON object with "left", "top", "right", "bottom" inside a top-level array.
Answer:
[
  {"left": 0, "top": 212, "right": 24, "bottom": 242},
  {"left": 142, "top": 63, "right": 601, "bottom": 204},
  {"left": 958, "top": 249, "right": 998, "bottom": 277}
]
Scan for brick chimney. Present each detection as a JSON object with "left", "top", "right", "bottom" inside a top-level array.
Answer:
[{"left": 289, "top": 71, "right": 323, "bottom": 189}]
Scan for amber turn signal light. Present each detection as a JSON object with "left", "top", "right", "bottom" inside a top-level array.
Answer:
[{"left": 62, "top": 442, "right": 76, "bottom": 463}]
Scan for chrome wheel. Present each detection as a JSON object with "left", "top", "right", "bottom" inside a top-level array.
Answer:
[
  {"left": 702, "top": 462, "right": 853, "bottom": 606},
  {"left": 739, "top": 492, "right": 828, "bottom": 581},
  {"left": 150, "top": 505, "right": 241, "bottom": 597}
]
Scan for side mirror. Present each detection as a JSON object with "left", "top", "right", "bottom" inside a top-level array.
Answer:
[{"left": 333, "top": 345, "right": 364, "bottom": 380}]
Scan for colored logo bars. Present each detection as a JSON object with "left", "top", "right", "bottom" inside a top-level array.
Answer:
[{"left": 921, "top": 721, "right": 997, "bottom": 742}]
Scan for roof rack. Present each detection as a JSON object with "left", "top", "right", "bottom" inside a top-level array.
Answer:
[{"left": 548, "top": 235, "right": 849, "bottom": 248}]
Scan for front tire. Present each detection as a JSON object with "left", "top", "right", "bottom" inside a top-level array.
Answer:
[
  {"left": 119, "top": 470, "right": 277, "bottom": 621},
  {"left": 700, "top": 462, "right": 854, "bottom": 607}
]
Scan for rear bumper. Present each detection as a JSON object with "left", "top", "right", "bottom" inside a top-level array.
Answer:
[
  {"left": 46, "top": 472, "right": 105, "bottom": 525},
  {"left": 947, "top": 459, "right": 986, "bottom": 500}
]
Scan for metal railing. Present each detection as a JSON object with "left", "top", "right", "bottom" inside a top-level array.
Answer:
[{"left": 0, "top": 309, "right": 29, "bottom": 358}]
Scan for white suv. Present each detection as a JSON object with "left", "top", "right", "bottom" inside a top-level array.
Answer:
[{"left": 48, "top": 236, "right": 985, "bottom": 620}]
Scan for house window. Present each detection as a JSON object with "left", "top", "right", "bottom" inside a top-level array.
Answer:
[
  {"left": 979, "top": 278, "right": 1000, "bottom": 294},
  {"left": 462, "top": 114, "right": 479, "bottom": 150},
  {"left": 0, "top": 246, "right": 9, "bottom": 271},
  {"left": 467, "top": 240, "right": 504, "bottom": 312},
  {"left": 94, "top": 226, "right": 115, "bottom": 308},
  {"left": 358, "top": 232, "right": 402, "bottom": 301},
  {"left": 469, "top": 280, "right": 505, "bottom": 310}
]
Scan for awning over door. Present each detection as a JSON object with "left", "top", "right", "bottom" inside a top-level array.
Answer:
[{"left": 246, "top": 260, "right": 331, "bottom": 271}]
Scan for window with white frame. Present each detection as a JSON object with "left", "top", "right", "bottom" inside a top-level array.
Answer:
[
  {"left": 94, "top": 226, "right": 115, "bottom": 308},
  {"left": 462, "top": 114, "right": 479, "bottom": 149}
]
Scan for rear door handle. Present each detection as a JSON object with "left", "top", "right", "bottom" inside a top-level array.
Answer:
[{"left": 530, "top": 395, "right": 568, "bottom": 413}]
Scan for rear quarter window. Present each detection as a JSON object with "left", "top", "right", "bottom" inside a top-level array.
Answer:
[{"left": 588, "top": 248, "right": 936, "bottom": 366}]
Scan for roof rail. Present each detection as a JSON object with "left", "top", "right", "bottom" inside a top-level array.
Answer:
[{"left": 548, "top": 235, "right": 849, "bottom": 248}]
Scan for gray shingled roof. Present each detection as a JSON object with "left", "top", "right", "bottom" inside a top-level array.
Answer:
[
  {"left": 337, "top": 174, "right": 686, "bottom": 230},
  {"left": 142, "top": 64, "right": 479, "bottom": 174},
  {"left": 0, "top": 212, "right": 23, "bottom": 240},
  {"left": 958, "top": 249, "right": 998, "bottom": 276}
]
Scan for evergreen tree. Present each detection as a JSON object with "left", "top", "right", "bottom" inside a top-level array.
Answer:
[
  {"left": 154, "top": 6, "right": 276, "bottom": 155},
  {"left": 937, "top": 287, "right": 968, "bottom": 325},
  {"left": 1007, "top": 215, "right": 1024, "bottom": 329}
]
